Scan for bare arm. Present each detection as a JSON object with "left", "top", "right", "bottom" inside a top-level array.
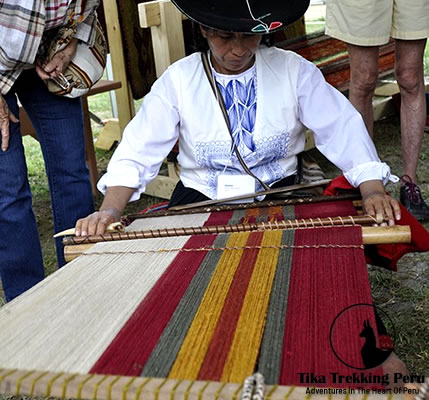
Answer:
[
  {"left": 359, "top": 180, "right": 401, "bottom": 226},
  {"left": 75, "top": 186, "right": 136, "bottom": 236}
]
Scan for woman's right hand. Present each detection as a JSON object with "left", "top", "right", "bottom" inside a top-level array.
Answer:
[{"left": 75, "top": 207, "right": 121, "bottom": 236}]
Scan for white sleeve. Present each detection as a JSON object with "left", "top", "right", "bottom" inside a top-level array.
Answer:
[
  {"left": 296, "top": 58, "right": 395, "bottom": 187},
  {"left": 97, "top": 67, "right": 180, "bottom": 201}
]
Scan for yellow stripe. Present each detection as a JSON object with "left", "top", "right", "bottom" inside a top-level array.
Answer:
[
  {"left": 154, "top": 378, "right": 168, "bottom": 400},
  {"left": 77, "top": 374, "right": 94, "bottom": 399},
  {"left": 168, "top": 232, "right": 251, "bottom": 379},
  {"left": 107, "top": 375, "right": 121, "bottom": 400},
  {"left": 15, "top": 370, "right": 35, "bottom": 395},
  {"left": 232, "top": 383, "right": 243, "bottom": 400},
  {"left": 122, "top": 377, "right": 137, "bottom": 400},
  {"left": 93, "top": 375, "right": 109, "bottom": 400},
  {"left": 221, "top": 230, "right": 283, "bottom": 382},
  {"left": 285, "top": 386, "right": 295, "bottom": 399},
  {"left": 46, "top": 372, "right": 64, "bottom": 396},
  {"left": 266, "top": 385, "right": 278, "bottom": 400},
  {"left": 134, "top": 377, "right": 151, "bottom": 400},
  {"left": 170, "top": 379, "right": 183, "bottom": 400},
  {"left": 215, "top": 382, "right": 227, "bottom": 400},
  {"left": 184, "top": 380, "right": 195, "bottom": 400},
  {"left": 30, "top": 371, "right": 48, "bottom": 396},
  {"left": 62, "top": 373, "right": 78, "bottom": 398},
  {"left": 198, "top": 381, "right": 210, "bottom": 400},
  {"left": 0, "top": 369, "right": 17, "bottom": 386}
]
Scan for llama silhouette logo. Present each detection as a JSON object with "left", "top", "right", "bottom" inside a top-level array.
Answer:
[{"left": 329, "top": 303, "right": 396, "bottom": 370}]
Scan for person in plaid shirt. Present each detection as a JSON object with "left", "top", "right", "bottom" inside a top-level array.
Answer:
[{"left": 0, "top": 0, "right": 99, "bottom": 302}]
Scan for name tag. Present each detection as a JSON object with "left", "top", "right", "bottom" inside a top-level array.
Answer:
[{"left": 217, "top": 174, "right": 255, "bottom": 203}]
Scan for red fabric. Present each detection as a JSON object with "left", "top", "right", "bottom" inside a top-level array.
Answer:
[
  {"left": 324, "top": 176, "right": 429, "bottom": 271},
  {"left": 280, "top": 226, "right": 384, "bottom": 388},
  {"left": 295, "top": 199, "right": 358, "bottom": 219},
  {"left": 197, "top": 232, "right": 264, "bottom": 381},
  {"left": 90, "top": 211, "right": 232, "bottom": 376}
]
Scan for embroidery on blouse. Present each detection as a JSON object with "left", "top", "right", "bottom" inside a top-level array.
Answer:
[
  {"left": 195, "top": 133, "right": 291, "bottom": 198},
  {"left": 215, "top": 68, "right": 257, "bottom": 153},
  {"left": 195, "top": 66, "right": 291, "bottom": 198}
]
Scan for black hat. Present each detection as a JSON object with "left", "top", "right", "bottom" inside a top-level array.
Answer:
[{"left": 170, "top": 0, "right": 310, "bottom": 33}]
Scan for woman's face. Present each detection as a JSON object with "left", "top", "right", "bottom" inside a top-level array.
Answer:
[{"left": 200, "top": 26, "right": 262, "bottom": 75}]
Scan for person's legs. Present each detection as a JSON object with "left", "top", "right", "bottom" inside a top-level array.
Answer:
[
  {"left": 395, "top": 39, "right": 427, "bottom": 182},
  {"left": 0, "top": 89, "right": 44, "bottom": 302},
  {"left": 346, "top": 44, "right": 380, "bottom": 137},
  {"left": 394, "top": 39, "right": 429, "bottom": 220},
  {"left": 16, "top": 69, "right": 94, "bottom": 266}
]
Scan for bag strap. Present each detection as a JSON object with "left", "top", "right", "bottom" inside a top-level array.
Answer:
[{"left": 201, "top": 52, "right": 270, "bottom": 191}]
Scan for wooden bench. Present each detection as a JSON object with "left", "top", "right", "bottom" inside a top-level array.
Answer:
[{"left": 20, "top": 79, "right": 121, "bottom": 195}]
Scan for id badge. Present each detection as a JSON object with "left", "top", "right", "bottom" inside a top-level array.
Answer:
[{"left": 216, "top": 174, "right": 256, "bottom": 203}]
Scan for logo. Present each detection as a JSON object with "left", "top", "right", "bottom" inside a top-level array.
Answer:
[{"left": 329, "top": 303, "right": 396, "bottom": 370}]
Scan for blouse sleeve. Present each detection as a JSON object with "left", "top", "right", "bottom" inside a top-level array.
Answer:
[
  {"left": 296, "top": 58, "right": 395, "bottom": 187},
  {"left": 97, "top": 67, "right": 181, "bottom": 201}
]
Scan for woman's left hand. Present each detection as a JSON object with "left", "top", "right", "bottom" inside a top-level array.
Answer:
[
  {"left": 359, "top": 180, "right": 401, "bottom": 226},
  {"left": 35, "top": 38, "right": 78, "bottom": 80}
]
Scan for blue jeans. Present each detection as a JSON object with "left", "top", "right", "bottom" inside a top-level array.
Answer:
[{"left": 0, "top": 69, "right": 94, "bottom": 302}]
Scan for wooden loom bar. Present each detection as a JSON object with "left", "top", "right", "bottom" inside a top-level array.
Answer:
[
  {"left": 63, "top": 215, "right": 381, "bottom": 246},
  {"left": 0, "top": 368, "right": 408, "bottom": 400},
  {"left": 123, "top": 193, "right": 362, "bottom": 222},
  {"left": 64, "top": 226, "right": 411, "bottom": 262}
]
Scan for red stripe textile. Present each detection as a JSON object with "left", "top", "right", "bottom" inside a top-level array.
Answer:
[
  {"left": 90, "top": 212, "right": 231, "bottom": 376},
  {"left": 295, "top": 200, "right": 357, "bottom": 219},
  {"left": 197, "top": 232, "right": 264, "bottom": 381},
  {"left": 279, "top": 226, "right": 383, "bottom": 388},
  {"left": 324, "top": 176, "right": 429, "bottom": 270}
]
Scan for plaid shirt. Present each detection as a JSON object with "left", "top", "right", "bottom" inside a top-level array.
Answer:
[{"left": 0, "top": 0, "right": 99, "bottom": 95}]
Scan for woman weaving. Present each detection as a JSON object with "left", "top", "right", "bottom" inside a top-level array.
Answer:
[{"left": 75, "top": 0, "right": 401, "bottom": 236}]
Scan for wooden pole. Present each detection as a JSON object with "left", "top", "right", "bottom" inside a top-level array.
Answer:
[
  {"left": 64, "top": 225, "right": 412, "bottom": 262},
  {"left": 102, "top": 0, "right": 135, "bottom": 134}
]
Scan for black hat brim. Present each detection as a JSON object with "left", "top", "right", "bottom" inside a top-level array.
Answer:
[{"left": 171, "top": 0, "right": 310, "bottom": 33}]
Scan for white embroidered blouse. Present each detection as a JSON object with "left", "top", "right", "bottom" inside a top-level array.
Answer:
[{"left": 98, "top": 46, "right": 394, "bottom": 201}]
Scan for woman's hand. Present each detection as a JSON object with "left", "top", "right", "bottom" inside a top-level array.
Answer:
[
  {"left": 75, "top": 186, "right": 136, "bottom": 236},
  {"left": 75, "top": 207, "right": 122, "bottom": 236},
  {"left": 35, "top": 38, "right": 78, "bottom": 80},
  {"left": 0, "top": 94, "right": 19, "bottom": 151},
  {"left": 359, "top": 180, "right": 401, "bottom": 226}
]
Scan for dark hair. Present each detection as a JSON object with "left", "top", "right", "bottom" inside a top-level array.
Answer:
[{"left": 191, "top": 22, "right": 210, "bottom": 52}]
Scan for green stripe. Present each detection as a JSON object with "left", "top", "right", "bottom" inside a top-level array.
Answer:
[
  {"left": 257, "top": 229, "right": 295, "bottom": 384},
  {"left": 141, "top": 233, "right": 230, "bottom": 377}
]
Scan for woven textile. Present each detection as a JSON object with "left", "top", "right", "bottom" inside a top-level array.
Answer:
[
  {"left": 0, "top": 201, "right": 386, "bottom": 391},
  {"left": 88, "top": 202, "right": 382, "bottom": 388}
]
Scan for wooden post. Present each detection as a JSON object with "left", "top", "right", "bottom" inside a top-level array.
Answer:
[
  {"left": 100, "top": 0, "right": 135, "bottom": 140},
  {"left": 139, "top": 0, "right": 186, "bottom": 77}
]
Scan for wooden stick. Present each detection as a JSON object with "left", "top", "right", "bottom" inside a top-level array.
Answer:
[
  {"left": 63, "top": 214, "right": 378, "bottom": 246},
  {"left": 123, "top": 193, "right": 361, "bottom": 222},
  {"left": 0, "top": 367, "right": 377, "bottom": 400},
  {"left": 64, "top": 225, "right": 411, "bottom": 262},
  {"left": 168, "top": 179, "right": 332, "bottom": 211}
]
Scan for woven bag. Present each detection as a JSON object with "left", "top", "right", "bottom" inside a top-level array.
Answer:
[{"left": 44, "top": 21, "right": 107, "bottom": 98}]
